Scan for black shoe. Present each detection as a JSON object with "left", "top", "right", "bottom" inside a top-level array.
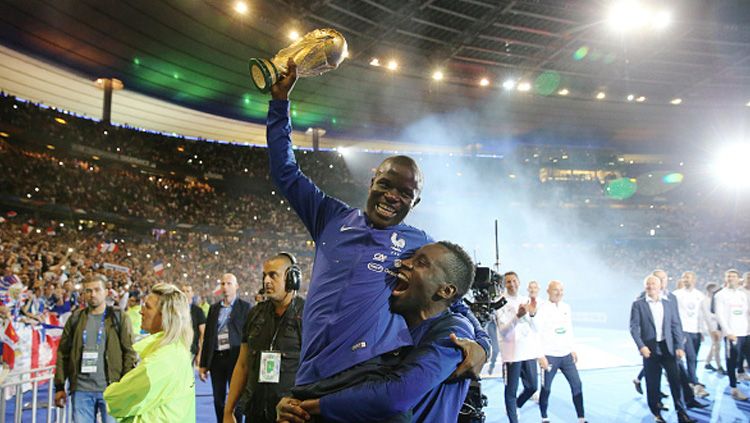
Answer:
[
  {"left": 658, "top": 402, "right": 669, "bottom": 412},
  {"left": 677, "top": 411, "right": 697, "bottom": 423},
  {"left": 686, "top": 399, "right": 707, "bottom": 409},
  {"left": 633, "top": 378, "right": 643, "bottom": 395},
  {"left": 704, "top": 363, "right": 716, "bottom": 371},
  {"left": 653, "top": 414, "right": 666, "bottom": 423},
  {"left": 659, "top": 391, "right": 669, "bottom": 399}
]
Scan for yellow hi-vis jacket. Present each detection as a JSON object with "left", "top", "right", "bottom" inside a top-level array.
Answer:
[{"left": 104, "top": 331, "right": 195, "bottom": 422}]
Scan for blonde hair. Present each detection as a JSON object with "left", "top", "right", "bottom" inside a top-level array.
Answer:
[{"left": 150, "top": 283, "right": 193, "bottom": 350}]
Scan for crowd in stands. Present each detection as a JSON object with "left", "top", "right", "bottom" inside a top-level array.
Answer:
[{"left": 1, "top": 91, "right": 749, "bottom": 317}]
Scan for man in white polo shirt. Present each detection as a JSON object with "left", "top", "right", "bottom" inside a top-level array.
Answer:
[
  {"left": 714, "top": 269, "right": 750, "bottom": 401},
  {"left": 496, "top": 271, "right": 546, "bottom": 423},
  {"left": 672, "top": 271, "right": 708, "bottom": 397},
  {"left": 536, "top": 280, "right": 586, "bottom": 423}
]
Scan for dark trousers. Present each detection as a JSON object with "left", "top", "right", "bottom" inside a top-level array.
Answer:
[
  {"left": 539, "top": 354, "right": 584, "bottom": 419},
  {"left": 485, "top": 320, "right": 500, "bottom": 372},
  {"left": 291, "top": 353, "right": 411, "bottom": 423},
  {"left": 503, "top": 360, "right": 538, "bottom": 423},
  {"left": 644, "top": 342, "right": 686, "bottom": 415},
  {"left": 684, "top": 332, "right": 701, "bottom": 384},
  {"left": 725, "top": 335, "right": 750, "bottom": 387},
  {"left": 210, "top": 348, "right": 242, "bottom": 423}
]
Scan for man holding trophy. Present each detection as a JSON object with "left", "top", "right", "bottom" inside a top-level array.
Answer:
[{"left": 251, "top": 29, "right": 491, "bottom": 422}]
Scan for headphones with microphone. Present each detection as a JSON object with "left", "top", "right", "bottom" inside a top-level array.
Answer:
[{"left": 277, "top": 252, "right": 301, "bottom": 292}]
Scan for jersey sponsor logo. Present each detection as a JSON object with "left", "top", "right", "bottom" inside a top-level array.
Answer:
[
  {"left": 372, "top": 253, "right": 387, "bottom": 262},
  {"left": 367, "top": 262, "right": 384, "bottom": 273}
]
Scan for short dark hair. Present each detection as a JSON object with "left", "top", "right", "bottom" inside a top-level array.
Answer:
[
  {"left": 503, "top": 271, "right": 518, "bottom": 281},
  {"left": 436, "top": 241, "right": 475, "bottom": 299},
  {"left": 84, "top": 273, "right": 107, "bottom": 289},
  {"left": 379, "top": 155, "right": 424, "bottom": 189}
]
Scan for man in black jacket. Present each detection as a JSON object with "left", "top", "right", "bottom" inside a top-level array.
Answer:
[
  {"left": 224, "top": 253, "right": 304, "bottom": 423},
  {"left": 199, "top": 273, "right": 252, "bottom": 422}
]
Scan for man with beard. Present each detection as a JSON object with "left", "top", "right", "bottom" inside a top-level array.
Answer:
[
  {"left": 277, "top": 242, "right": 475, "bottom": 423},
  {"left": 672, "top": 271, "right": 708, "bottom": 397},
  {"left": 267, "top": 59, "right": 489, "bottom": 420}
]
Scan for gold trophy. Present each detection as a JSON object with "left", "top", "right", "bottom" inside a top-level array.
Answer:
[{"left": 249, "top": 28, "right": 348, "bottom": 93}]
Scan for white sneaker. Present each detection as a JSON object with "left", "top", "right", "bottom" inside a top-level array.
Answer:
[{"left": 732, "top": 388, "right": 748, "bottom": 401}]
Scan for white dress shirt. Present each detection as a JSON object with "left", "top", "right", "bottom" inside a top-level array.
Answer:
[
  {"left": 646, "top": 295, "right": 664, "bottom": 342},
  {"left": 495, "top": 294, "right": 541, "bottom": 363},
  {"left": 673, "top": 287, "right": 706, "bottom": 334}
]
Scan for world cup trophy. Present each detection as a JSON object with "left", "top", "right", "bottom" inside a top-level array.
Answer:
[{"left": 249, "top": 28, "right": 348, "bottom": 93}]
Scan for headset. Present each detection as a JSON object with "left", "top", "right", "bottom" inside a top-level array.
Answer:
[{"left": 277, "top": 252, "right": 301, "bottom": 292}]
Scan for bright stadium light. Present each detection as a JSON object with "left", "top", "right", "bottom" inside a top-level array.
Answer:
[
  {"left": 432, "top": 70, "right": 444, "bottom": 81},
  {"left": 479, "top": 78, "right": 490, "bottom": 87},
  {"left": 517, "top": 82, "right": 531, "bottom": 92},
  {"left": 234, "top": 1, "right": 248, "bottom": 14},
  {"left": 713, "top": 143, "right": 750, "bottom": 189},
  {"left": 607, "top": 1, "right": 671, "bottom": 32},
  {"left": 502, "top": 79, "right": 516, "bottom": 90}
]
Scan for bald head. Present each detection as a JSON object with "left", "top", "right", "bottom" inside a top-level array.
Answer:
[
  {"left": 547, "top": 280, "right": 563, "bottom": 303},
  {"left": 220, "top": 273, "right": 238, "bottom": 302}
]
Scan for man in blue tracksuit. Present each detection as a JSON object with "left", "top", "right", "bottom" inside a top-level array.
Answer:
[
  {"left": 268, "top": 60, "right": 490, "bottom": 421},
  {"left": 278, "top": 241, "right": 477, "bottom": 422}
]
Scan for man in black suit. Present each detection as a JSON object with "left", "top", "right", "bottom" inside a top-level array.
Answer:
[
  {"left": 199, "top": 273, "right": 251, "bottom": 422},
  {"left": 630, "top": 274, "right": 696, "bottom": 423}
]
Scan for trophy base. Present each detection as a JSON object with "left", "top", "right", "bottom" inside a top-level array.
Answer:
[{"left": 249, "top": 58, "right": 281, "bottom": 93}]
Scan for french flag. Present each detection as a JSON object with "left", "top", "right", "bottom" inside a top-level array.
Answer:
[
  {"left": 97, "top": 242, "right": 118, "bottom": 253},
  {"left": 1, "top": 321, "right": 19, "bottom": 369},
  {"left": 153, "top": 260, "right": 164, "bottom": 275}
]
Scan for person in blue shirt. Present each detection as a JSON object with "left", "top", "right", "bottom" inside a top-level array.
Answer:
[
  {"left": 267, "top": 59, "right": 490, "bottom": 419},
  {"left": 277, "top": 241, "right": 476, "bottom": 423}
]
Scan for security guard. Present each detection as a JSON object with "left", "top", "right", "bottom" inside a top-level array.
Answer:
[{"left": 223, "top": 253, "right": 304, "bottom": 423}]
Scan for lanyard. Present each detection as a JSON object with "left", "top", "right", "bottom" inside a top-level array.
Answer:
[
  {"left": 83, "top": 311, "right": 106, "bottom": 346},
  {"left": 269, "top": 297, "right": 296, "bottom": 351}
]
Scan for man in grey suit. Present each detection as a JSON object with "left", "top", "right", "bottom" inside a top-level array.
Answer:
[{"left": 630, "top": 274, "right": 696, "bottom": 423}]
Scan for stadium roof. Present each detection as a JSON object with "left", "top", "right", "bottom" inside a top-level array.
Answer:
[{"left": 1, "top": 0, "right": 749, "bottom": 152}]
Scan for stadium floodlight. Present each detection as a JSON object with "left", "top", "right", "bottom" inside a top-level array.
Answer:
[
  {"left": 607, "top": 1, "right": 671, "bottom": 32},
  {"left": 713, "top": 143, "right": 750, "bottom": 189}
]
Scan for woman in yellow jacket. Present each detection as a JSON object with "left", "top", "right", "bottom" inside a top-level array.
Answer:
[{"left": 104, "top": 283, "right": 195, "bottom": 422}]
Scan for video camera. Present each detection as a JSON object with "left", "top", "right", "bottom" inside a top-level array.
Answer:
[{"left": 463, "top": 266, "right": 507, "bottom": 327}]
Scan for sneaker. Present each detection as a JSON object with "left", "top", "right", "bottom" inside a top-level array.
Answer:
[
  {"left": 704, "top": 363, "right": 716, "bottom": 371},
  {"left": 633, "top": 378, "right": 643, "bottom": 395},
  {"left": 718, "top": 367, "right": 726, "bottom": 375},
  {"left": 693, "top": 384, "right": 709, "bottom": 398},
  {"left": 732, "top": 388, "right": 749, "bottom": 401}
]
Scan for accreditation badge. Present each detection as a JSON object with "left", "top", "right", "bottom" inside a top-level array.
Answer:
[
  {"left": 217, "top": 330, "right": 230, "bottom": 351},
  {"left": 81, "top": 351, "right": 99, "bottom": 373},
  {"left": 258, "top": 351, "right": 281, "bottom": 383}
]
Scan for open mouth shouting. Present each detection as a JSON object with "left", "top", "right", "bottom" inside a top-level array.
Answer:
[{"left": 391, "top": 270, "right": 410, "bottom": 296}]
